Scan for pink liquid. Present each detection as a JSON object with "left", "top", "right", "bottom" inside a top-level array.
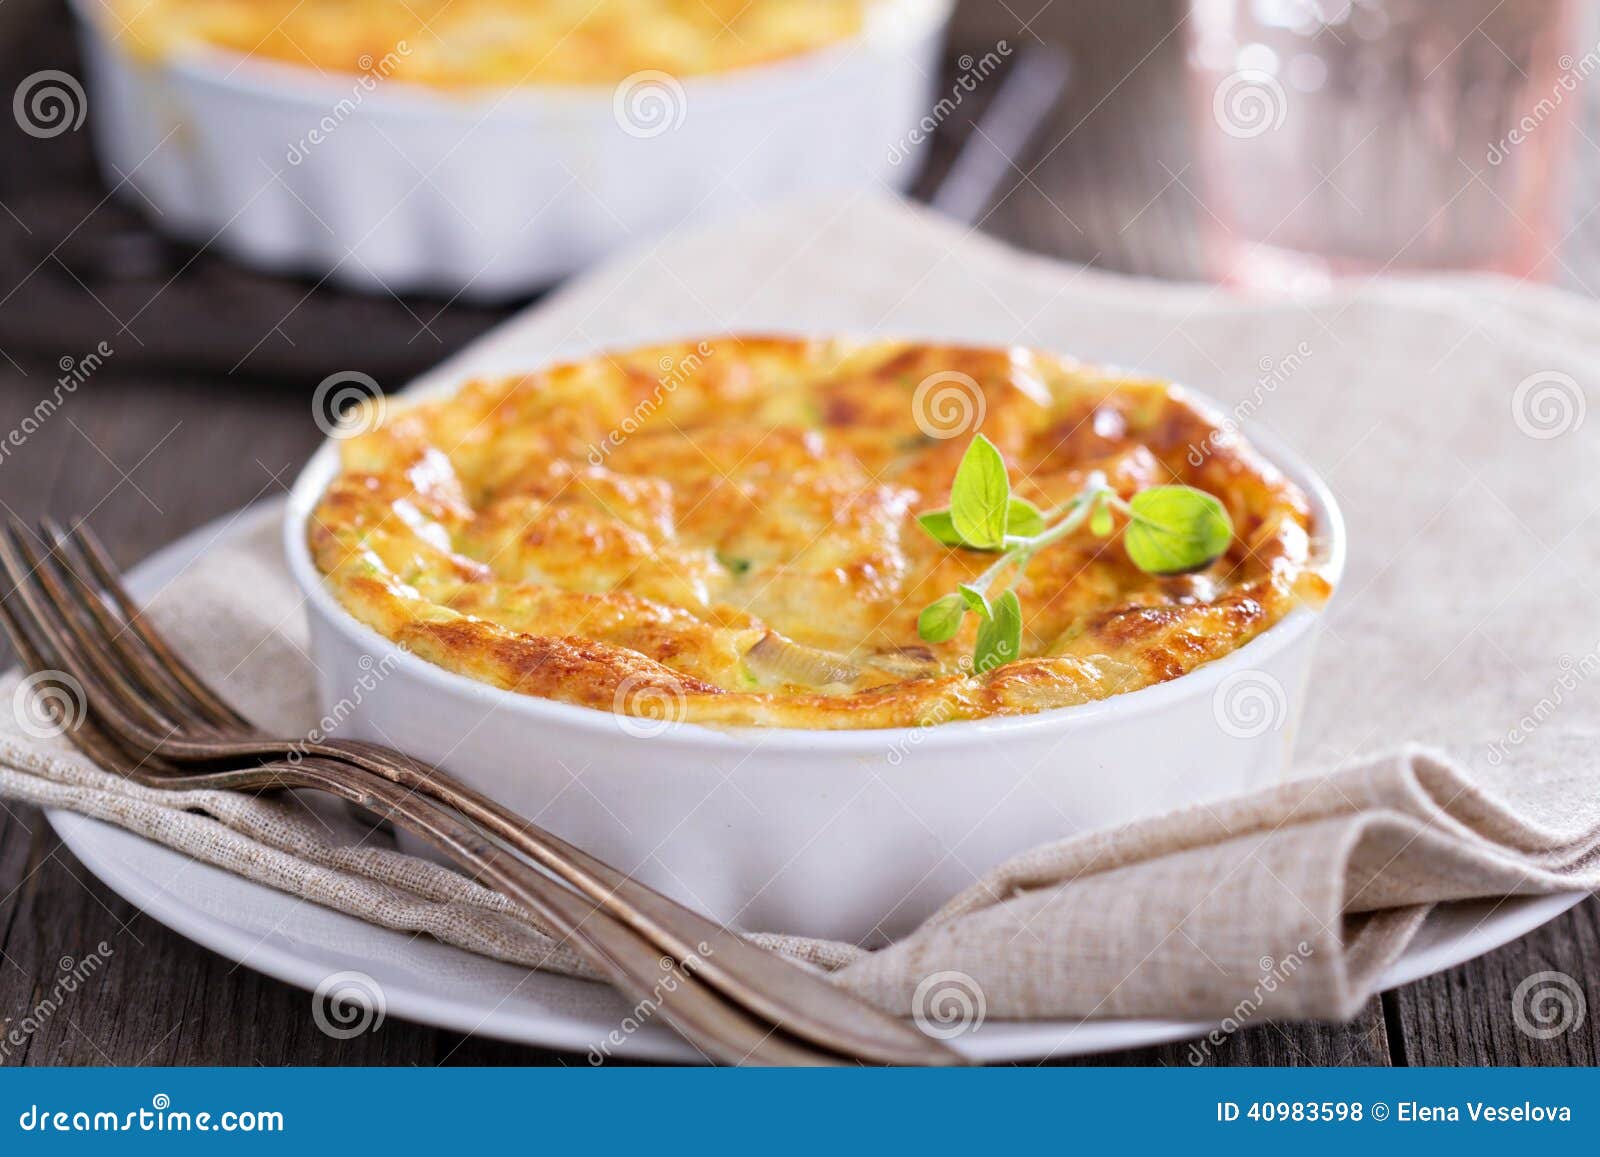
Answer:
[{"left": 1188, "top": 0, "right": 1579, "bottom": 289}]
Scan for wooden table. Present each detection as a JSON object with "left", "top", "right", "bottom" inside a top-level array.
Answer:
[{"left": 1, "top": 0, "right": 1596, "bottom": 1066}]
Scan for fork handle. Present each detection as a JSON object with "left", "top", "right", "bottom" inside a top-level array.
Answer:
[
  {"left": 223, "top": 758, "right": 842, "bottom": 1066},
  {"left": 319, "top": 740, "right": 958, "bottom": 1066}
]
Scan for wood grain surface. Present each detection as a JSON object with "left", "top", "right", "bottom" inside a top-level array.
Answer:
[{"left": 0, "top": 0, "right": 1595, "bottom": 1066}]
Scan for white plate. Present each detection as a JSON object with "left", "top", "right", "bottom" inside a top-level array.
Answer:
[{"left": 44, "top": 501, "right": 1588, "bottom": 1063}]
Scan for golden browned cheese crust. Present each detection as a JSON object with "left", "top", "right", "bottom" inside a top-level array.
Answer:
[
  {"left": 309, "top": 337, "right": 1331, "bottom": 729},
  {"left": 113, "top": 0, "right": 865, "bottom": 86}
]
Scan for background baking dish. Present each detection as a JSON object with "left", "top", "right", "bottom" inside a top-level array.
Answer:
[
  {"left": 69, "top": 0, "right": 954, "bottom": 300},
  {"left": 284, "top": 372, "right": 1346, "bottom": 945}
]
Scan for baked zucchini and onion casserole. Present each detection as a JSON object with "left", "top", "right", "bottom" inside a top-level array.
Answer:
[
  {"left": 308, "top": 337, "right": 1333, "bottom": 730},
  {"left": 112, "top": 0, "right": 868, "bottom": 85}
]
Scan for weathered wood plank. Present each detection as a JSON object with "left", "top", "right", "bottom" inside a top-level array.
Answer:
[
  {"left": 0, "top": 0, "right": 512, "bottom": 385},
  {"left": 1391, "top": 899, "right": 1599, "bottom": 1066},
  {"left": 1044, "top": 1002, "right": 1392, "bottom": 1068}
]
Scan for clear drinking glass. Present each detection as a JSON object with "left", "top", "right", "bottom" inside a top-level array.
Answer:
[{"left": 1187, "top": 0, "right": 1580, "bottom": 289}]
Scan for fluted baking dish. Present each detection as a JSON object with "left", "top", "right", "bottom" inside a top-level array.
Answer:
[
  {"left": 69, "top": 0, "right": 953, "bottom": 299},
  {"left": 283, "top": 364, "right": 1345, "bottom": 944}
]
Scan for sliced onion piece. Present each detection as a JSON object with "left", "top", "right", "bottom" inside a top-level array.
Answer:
[
  {"left": 744, "top": 633, "right": 860, "bottom": 688},
  {"left": 864, "top": 645, "right": 943, "bottom": 679}
]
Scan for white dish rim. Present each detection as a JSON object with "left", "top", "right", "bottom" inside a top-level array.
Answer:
[
  {"left": 68, "top": 0, "right": 955, "bottom": 111},
  {"left": 282, "top": 349, "right": 1349, "bottom": 751}
]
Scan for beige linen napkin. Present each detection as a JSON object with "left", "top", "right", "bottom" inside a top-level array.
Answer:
[{"left": 4, "top": 194, "right": 1600, "bottom": 1025}]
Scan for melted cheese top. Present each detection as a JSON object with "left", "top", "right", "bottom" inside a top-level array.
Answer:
[
  {"left": 309, "top": 337, "right": 1331, "bottom": 730},
  {"left": 111, "top": 0, "right": 866, "bottom": 86}
]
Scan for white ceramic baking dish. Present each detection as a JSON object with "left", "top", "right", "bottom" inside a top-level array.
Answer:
[
  {"left": 69, "top": 0, "right": 953, "bottom": 299},
  {"left": 283, "top": 376, "right": 1344, "bottom": 944}
]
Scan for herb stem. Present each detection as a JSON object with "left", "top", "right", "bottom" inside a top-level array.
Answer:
[
  {"left": 915, "top": 437, "right": 1231, "bottom": 664},
  {"left": 970, "top": 472, "right": 1111, "bottom": 593}
]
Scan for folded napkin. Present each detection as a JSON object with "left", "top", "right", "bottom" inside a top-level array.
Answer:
[{"left": 5, "top": 194, "right": 1599, "bottom": 1028}]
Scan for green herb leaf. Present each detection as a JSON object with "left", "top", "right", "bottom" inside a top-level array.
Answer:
[
  {"left": 920, "top": 436, "right": 1234, "bottom": 673},
  {"left": 948, "top": 434, "right": 1010, "bottom": 551},
  {"left": 1089, "top": 497, "right": 1113, "bottom": 538},
  {"left": 917, "top": 594, "right": 967, "bottom": 643},
  {"left": 973, "top": 589, "right": 1022, "bottom": 674},
  {"left": 1005, "top": 496, "right": 1046, "bottom": 538},
  {"left": 1124, "top": 486, "right": 1233, "bottom": 575},
  {"left": 957, "top": 583, "right": 992, "bottom": 619},
  {"left": 916, "top": 509, "right": 964, "bottom": 547},
  {"left": 920, "top": 495, "right": 1043, "bottom": 547}
]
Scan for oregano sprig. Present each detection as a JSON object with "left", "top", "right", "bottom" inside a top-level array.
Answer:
[{"left": 916, "top": 434, "right": 1234, "bottom": 673}]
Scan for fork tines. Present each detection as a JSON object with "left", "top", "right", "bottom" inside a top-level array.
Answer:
[{"left": 0, "top": 518, "right": 219, "bottom": 763}]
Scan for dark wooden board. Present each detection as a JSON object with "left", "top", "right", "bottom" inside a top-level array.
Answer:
[
  {"left": 1390, "top": 899, "right": 1600, "bottom": 1067},
  {"left": 0, "top": 0, "right": 513, "bottom": 385}
]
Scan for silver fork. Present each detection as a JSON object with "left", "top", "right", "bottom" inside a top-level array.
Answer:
[{"left": 0, "top": 517, "right": 960, "bottom": 1066}]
